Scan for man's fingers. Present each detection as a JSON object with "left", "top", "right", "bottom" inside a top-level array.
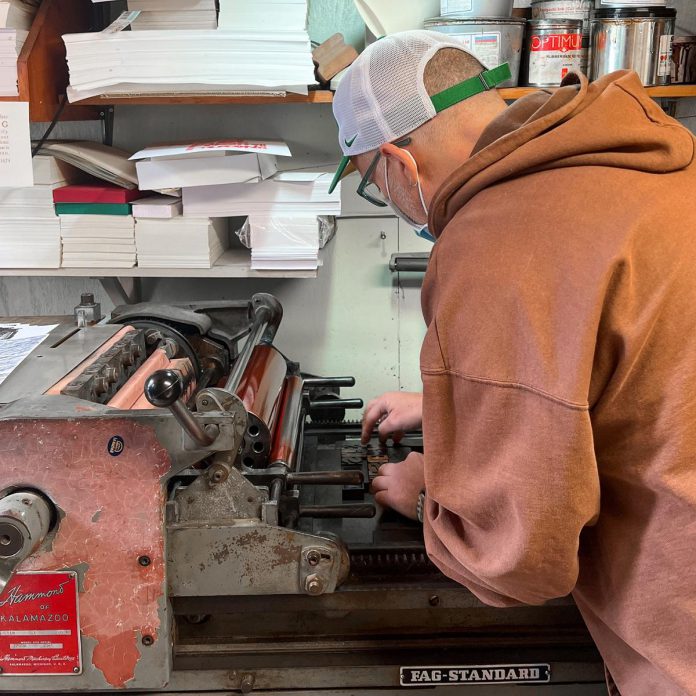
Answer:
[
  {"left": 361, "top": 399, "right": 386, "bottom": 444},
  {"left": 377, "top": 462, "right": 396, "bottom": 477},
  {"left": 377, "top": 415, "right": 403, "bottom": 443},
  {"left": 369, "top": 475, "right": 389, "bottom": 493},
  {"left": 374, "top": 490, "right": 391, "bottom": 508}
]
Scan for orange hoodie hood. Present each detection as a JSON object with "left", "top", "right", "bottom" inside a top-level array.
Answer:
[{"left": 429, "top": 71, "right": 695, "bottom": 238}]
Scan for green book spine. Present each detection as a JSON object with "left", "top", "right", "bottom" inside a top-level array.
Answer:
[{"left": 55, "top": 203, "right": 132, "bottom": 216}]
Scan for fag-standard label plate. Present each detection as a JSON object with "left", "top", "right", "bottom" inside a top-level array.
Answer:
[
  {"left": 400, "top": 664, "right": 551, "bottom": 686},
  {"left": 0, "top": 571, "right": 81, "bottom": 675}
]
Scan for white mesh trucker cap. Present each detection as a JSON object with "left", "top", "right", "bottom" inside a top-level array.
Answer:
[{"left": 329, "top": 30, "right": 511, "bottom": 193}]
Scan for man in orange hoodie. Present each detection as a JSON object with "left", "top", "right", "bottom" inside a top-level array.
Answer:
[{"left": 329, "top": 30, "right": 696, "bottom": 696}]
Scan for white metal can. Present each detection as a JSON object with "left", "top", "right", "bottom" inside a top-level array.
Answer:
[
  {"left": 424, "top": 17, "right": 526, "bottom": 87},
  {"left": 524, "top": 19, "right": 584, "bottom": 86},
  {"left": 531, "top": 0, "right": 592, "bottom": 34}
]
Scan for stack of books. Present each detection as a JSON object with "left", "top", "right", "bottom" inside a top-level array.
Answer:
[
  {"left": 183, "top": 170, "right": 341, "bottom": 270},
  {"left": 135, "top": 216, "right": 229, "bottom": 268},
  {"left": 54, "top": 183, "right": 145, "bottom": 268},
  {"left": 128, "top": 0, "right": 217, "bottom": 30},
  {"left": 63, "top": 24, "right": 317, "bottom": 101},
  {"left": 0, "top": 156, "right": 80, "bottom": 269},
  {"left": 0, "top": 0, "right": 38, "bottom": 96}
]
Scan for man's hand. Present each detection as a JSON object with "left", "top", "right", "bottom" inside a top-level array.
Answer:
[
  {"left": 370, "top": 452, "right": 425, "bottom": 521},
  {"left": 361, "top": 391, "right": 423, "bottom": 445}
]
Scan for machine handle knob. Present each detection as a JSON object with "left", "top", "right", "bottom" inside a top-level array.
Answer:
[
  {"left": 144, "top": 369, "right": 184, "bottom": 407},
  {"left": 144, "top": 370, "right": 216, "bottom": 448}
]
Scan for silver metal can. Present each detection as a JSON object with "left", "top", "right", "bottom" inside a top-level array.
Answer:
[
  {"left": 671, "top": 36, "right": 696, "bottom": 85},
  {"left": 523, "top": 19, "right": 584, "bottom": 86},
  {"left": 440, "top": 0, "right": 514, "bottom": 18},
  {"left": 423, "top": 17, "right": 527, "bottom": 87},
  {"left": 589, "top": 8, "right": 676, "bottom": 86}
]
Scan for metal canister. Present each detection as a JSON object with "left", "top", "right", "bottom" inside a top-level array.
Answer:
[
  {"left": 440, "top": 0, "right": 514, "bottom": 17},
  {"left": 424, "top": 17, "right": 527, "bottom": 87},
  {"left": 523, "top": 19, "right": 584, "bottom": 86},
  {"left": 590, "top": 8, "right": 677, "bottom": 86},
  {"left": 530, "top": 1, "right": 591, "bottom": 73},
  {"left": 671, "top": 36, "right": 696, "bottom": 85},
  {"left": 531, "top": 0, "right": 592, "bottom": 34}
]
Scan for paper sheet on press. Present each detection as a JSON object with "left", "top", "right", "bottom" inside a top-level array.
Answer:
[{"left": 0, "top": 322, "right": 58, "bottom": 387}]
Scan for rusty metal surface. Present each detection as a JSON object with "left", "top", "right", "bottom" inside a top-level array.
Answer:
[
  {"left": 0, "top": 417, "right": 171, "bottom": 689},
  {"left": 168, "top": 521, "right": 348, "bottom": 597}
]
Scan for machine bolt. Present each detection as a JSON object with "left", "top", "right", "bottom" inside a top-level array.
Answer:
[
  {"left": 429, "top": 595, "right": 440, "bottom": 607},
  {"left": 304, "top": 573, "right": 324, "bottom": 596},
  {"left": 200, "top": 398, "right": 210, "bottom": 407},
  {"left": 73, "top": 666, "right": 80, "bottom": 673},
  {"left": 305, "top": 549, "right": 321, "bottom": 567},
  {"left": 141, "top": 635, "right": 154, "bottom": 646},
  {"left": 209, "top": 465, "right": 227, "bottom": 484},
  {"left": 240, "top": 673, "right": 255, "bottom": 694},
  {"left": 138, "top": 555, "right": 151, "bottom": 567}
]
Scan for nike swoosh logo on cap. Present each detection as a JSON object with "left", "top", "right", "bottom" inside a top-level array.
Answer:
[{"left": 344, "top": 134, "right": 357, "bottom": 148}]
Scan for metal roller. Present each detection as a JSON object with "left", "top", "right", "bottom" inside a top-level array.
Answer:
[
  {"left": 269, "top": 375, "right": 304, "bottom": 471},
  {"left": 0, "top": 492, "right": 53, "bottom": 593},
  {"left": 235, "top": 345, "right": 288, "bottom": 468},
  {"left": 224, "top": 294, "right": 283, "bottom": 394}
]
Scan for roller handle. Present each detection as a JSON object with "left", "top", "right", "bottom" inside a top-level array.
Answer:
[{"left": 144, "top": 369, "right": 215, "bottom": 447}]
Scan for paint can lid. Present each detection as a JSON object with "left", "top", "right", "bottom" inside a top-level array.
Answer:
[
  {"left": 527, "top": 18, "right": 584, "bottom": 29},
  {"left": 592, "top": 7, "right": 676, "bottom": 19}
]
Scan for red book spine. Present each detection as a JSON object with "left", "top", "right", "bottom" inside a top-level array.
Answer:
[{"left": 53, "top": 186, "right": 145, "bottom": 204}]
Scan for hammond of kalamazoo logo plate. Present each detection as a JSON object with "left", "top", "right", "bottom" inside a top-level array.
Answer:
[
  {"left": 0, "top": 571, "right": 81, "bottom": 676},
  {"left": 400, "top": 664, "right": 551, "bottom": 686}
]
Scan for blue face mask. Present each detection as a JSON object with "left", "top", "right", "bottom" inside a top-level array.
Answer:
[{"left": 415, "top": 226, "right": 436, "bottom": 243}]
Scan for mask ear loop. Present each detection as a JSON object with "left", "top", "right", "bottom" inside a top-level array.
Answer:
[
  {"left": 399, "top": 148, "right": 429, "bottom": 221},
  {"left": 383, "top": 151, "right": 428, "bottom": 228}
]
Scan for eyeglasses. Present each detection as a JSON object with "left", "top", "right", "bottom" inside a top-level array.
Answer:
[{"left": 356, "top": 137, "right": 412, "bottom": 208}]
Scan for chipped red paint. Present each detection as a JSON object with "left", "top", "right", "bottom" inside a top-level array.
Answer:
[{"left": 0, "top": 418, "right": 170, "bottom": 688}]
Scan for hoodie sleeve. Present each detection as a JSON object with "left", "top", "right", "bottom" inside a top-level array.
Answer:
[{"left": 420, "top": 331, "right": 601, "bottom": 607}]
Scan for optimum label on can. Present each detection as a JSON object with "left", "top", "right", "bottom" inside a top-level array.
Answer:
[{"left": 524, "top": 19, "right": 584, "bottom": 87}]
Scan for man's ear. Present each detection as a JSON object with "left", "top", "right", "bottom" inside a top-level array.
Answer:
[{"left": 380, "top": 143, "right": 418, "bottom": 186}]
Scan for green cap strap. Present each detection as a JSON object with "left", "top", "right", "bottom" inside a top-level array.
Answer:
[{"left": 430, "top": 63, "right": 512, "bottom": 114}]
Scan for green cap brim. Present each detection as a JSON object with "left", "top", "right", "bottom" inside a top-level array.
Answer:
[{"left": 329, "top": 155, "right": 351, "bottom": 194}]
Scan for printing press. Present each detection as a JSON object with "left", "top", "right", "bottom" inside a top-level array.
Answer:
[{"left": 0, "top": 294, "right": 605, "bottom": 693}]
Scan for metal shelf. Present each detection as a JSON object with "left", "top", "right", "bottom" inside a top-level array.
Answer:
[
  {"left": 73, "top": 91, "right": 335, "bottom": 106},
  {"left": 67, "top": 85, "right": 696, "bottom": 106},
  {"left": 0, "top": 250, "right": 319, "bottom": 279}
]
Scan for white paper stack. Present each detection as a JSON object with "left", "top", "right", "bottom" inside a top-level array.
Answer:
[
  {"left": 63, "top": 26, "right": 317, "bottom": 101},
  {"left": 248, "top": 216, "right": 321, "bottom": 270},
  {"left": 0, "top": 0, "right": 38, "bottom": 96},
  {"left": 183, "top": 171, "right": 340, "bottom": 270},
  {"left": 218, "top": 0, "right": 308, "bottom": 32},
  {"left": 135, "top": 216, "right": 228, "bottom": 267},
  {"left": 130, "top": 140, "right": 291, "bottom": 190},
  {"left": 60, "top": 215, "right": 136, "bottom": 268},
  {"left": 132, "top": 194, "right": 182, "bottom": 218},
  {"left": 32, "top": 141, "right": 138, "bottom": 189},
  {"left": 0, "top": 155, "right": 80, "bottom": 269},
  {"left": 129, "top": 0, "right": 217, "bottom": 30},
  {"left": 182, "top": 171, "right": 341, "bottom": 217}
]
